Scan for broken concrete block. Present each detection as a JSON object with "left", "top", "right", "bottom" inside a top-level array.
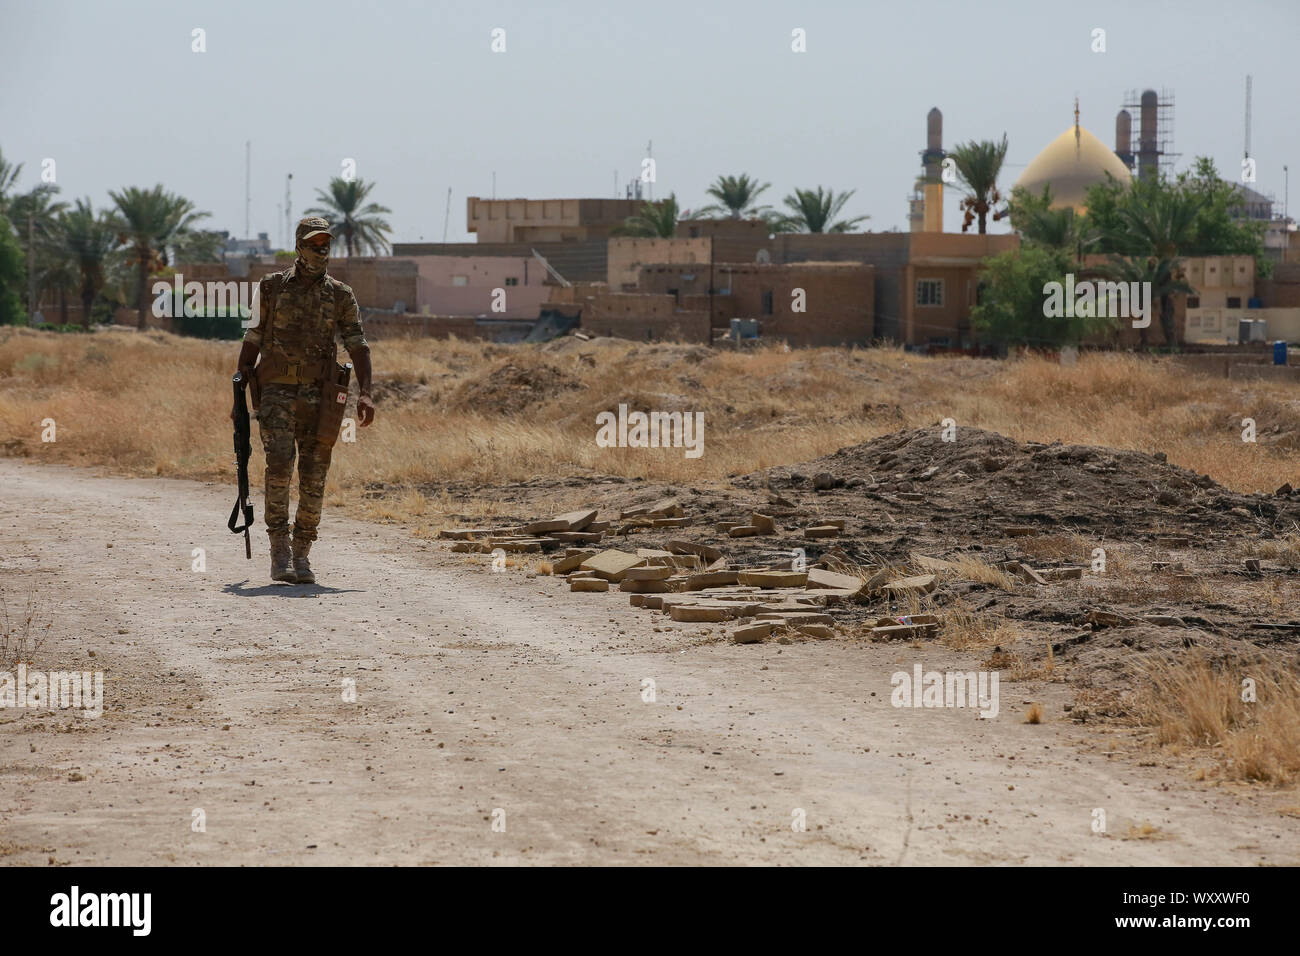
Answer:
[
  {"left": 550, "top": 530, "right": 604, "bottom": 544},
  {"left": 732, "top": 622, "right": 773, "bottom": 644},
  {"left": 1038, "top": 566, "right": 1085, "bottom": 581},
  {"left": 1017, "top": 566, "right": 1050, "bottom": 586},
  {"left": 549, "top": 509, "right": 598, "bottom": 531},
  {"left": 1004, "top": 526, "right": 1036, "bottom": 537},
  {"left": 524, "top": 518, "right": 571, "bottom": 535},
  {"left": 1243, "top": 558, "right": 1262, "bottom": 573},
  {"left": 683, "top": 570, "right": 740, "bottom": 590},
  {"left": 570, "top": 577, "right": 610, "bottom": 592},
  {"left": 896, "top": 492, "right": 924, "bottom": 502},
  {"left": 797, "top": 623, "right": 836, "bottom": 639},
  {"left": 619, "top": 578, "right": 672, "bottom": 594},
  {"left": 629, "top": 594, "right": 645, "bottom": 607},
  {"left": 669, "top": 605, "right": 732, "bottom": 623},
  {"left": 579, "top": 549, "right": 647, "bottom": 582},
  {"left": 552, "top": 550, "right": 598, "bottom": 574},
  {"left": 636, "top": 548, "right": 675, "bottom": 560},
  {"left": 450, "top": 541, "right": 490, "bottom": 553},
  {"left": 652, "top": 517, "right": 692, "bottom": 528},
  {"left": 756, "top": 611, "right": 834, "bottom": 625},
  {"left": 882, "top": 573, "right": 936, "bottom": 596},
  {"left": 439, "top": 528, "right": 491, "bottom": 540},
  {"left": 623, "top": 565, "right": 674, "bottom": 581},
  {"left": 751, "top": 512, "right": 776, "bottom": 533},
  {"left": 728, "top": 525, "right": 760, "bottom": 537},
  {"left": 738, "top": 570, "right": 809, "bottom": 589},
  {"left": 642, "top": 595, "right": 665, "bottom": 610},
  {"left": 667, "top": 540, "right": 723, "bottom": 562},
  {"left": 494, "top": 539, "right": 545, "bottom": 553},
  {"left": 806, "top": 567, "right": 864, "bottom": 593},
  {"left": 805, "top": 525, "right": 840, "bottom": 538}
]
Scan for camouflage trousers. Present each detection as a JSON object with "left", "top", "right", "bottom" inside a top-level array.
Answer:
[{"left": 257, "top": 383, "right": 333, "bottom": 542}]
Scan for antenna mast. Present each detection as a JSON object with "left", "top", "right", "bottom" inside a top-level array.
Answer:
[
  {"left": 1244, "top": 74, "right": 1252, "bottom": 160},
  {"left": 245, "top": 141, "right": 251, "bottom": 239}
]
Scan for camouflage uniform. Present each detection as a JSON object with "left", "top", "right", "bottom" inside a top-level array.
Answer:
[{"left": 241, "top": 239, "right": 366, "bottom": 548}]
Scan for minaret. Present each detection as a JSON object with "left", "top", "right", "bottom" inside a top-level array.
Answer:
[{"left": 922, "top": 107, "right": 944, "bottom": 233}]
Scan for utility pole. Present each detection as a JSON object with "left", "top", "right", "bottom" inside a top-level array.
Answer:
[
  {"left": 27, "top": 212, "right": 37, "bottom": 324},
  {"left": 442, "top": 187, "right": 452, "bottom": 243},
  {"left": 245, "top": 140, "right": 251, "bottom": 239}
]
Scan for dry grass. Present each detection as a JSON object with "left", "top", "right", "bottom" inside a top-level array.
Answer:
[
  {"left": 942, "top": 555, "right": 1018, "bottom": 591},
  {"left": 4, "top": 329, "right": 1300, "bottom": 507},
  {"left": 1136, "top": 654, "right": 1300, "bottom": 785},
  {"left": 1024, "top": 702, "right": 1044, "bottom": 724},
  {"left": 939, "top": 601, "right": 1024, "bottom": 650}
]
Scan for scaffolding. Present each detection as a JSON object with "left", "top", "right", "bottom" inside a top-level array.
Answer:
[{"left": 1121, "top": 88, "right": 1179, "bottom": 178}]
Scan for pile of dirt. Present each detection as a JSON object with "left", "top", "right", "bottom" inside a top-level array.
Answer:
[
  {"left": 449, "top": 359, "right": 585, "bottom": 414},
  {"left": 743, "top": 426, "right": 1300, "bottom": 541}
]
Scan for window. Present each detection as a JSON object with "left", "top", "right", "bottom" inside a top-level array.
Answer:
[
  {"left": 761, "top": 290, "right": 774, "bottom": 315},
  {"left": 504, "top": 277, "right": 519, "bottom": 286},
  {"left": 916, "top": 279, "right": 944, "bottom": 307},
  {"left": 1227, "top": 297, "right": 1241, "bottom": 308},
  {"left": 1187, "top": 296, "right": 1200, "bottom": 309},
  {"left": 451, "top": 275, "right": 468, "bottom": 287}
]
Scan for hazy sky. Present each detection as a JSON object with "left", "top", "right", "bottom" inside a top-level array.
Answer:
[{"left": 3, "top": 0, "right": 1296, "bottom": 245}]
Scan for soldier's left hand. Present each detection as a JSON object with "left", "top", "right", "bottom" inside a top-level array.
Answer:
[{"left": 357, "top": 393, "right": 376, "bottom": 427}]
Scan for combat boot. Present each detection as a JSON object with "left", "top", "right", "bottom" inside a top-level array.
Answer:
[
  {"left": 270, "top": 533, "right": 297, "bottom": 583},
  {"left": 291, "top": 535, "right": 315, "bottom": 585}
]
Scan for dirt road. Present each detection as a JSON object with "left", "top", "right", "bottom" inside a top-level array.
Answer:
[{"left": 1, "top": 459, "right": 1294, "bottom": 865}]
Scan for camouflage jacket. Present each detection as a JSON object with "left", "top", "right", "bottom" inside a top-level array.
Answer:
[{"left": 242, "top": 263, "right": 367, "bottom": 364}]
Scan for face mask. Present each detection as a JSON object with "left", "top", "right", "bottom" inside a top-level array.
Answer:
[{"left": 297, "top": 241, "right": 329, "bottom": 277}]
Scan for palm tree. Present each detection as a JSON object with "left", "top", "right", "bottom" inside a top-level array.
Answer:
[
  {"left": 305, "top": 178, "right": 392, "bottom": 256},
  {"left": 1097, "top": 254, "right": 1193, "bottom": 347},
  {"left": 1012, "top": 186, "right": 1098, "bottom": 261},
  {"left": 109, "top": 185, "right": 210, "bottom": 329},
  {"left": 0, "top": 148, "right": 23, "bottom": 215},
  {"left": 8, "top": 184, "right": 68, "bottom": 250},
  {"left": 949, "top": 135, "right": 1009, "bottom": 234},
  {"left": 1099, "top": 179, "right": 1200, "bottom": 345},
  {"left": 777, "top": 187, "right": 868, "bottom": 233},
  {"left": 60, "top": 199, "right": 119, "bottom": 327},
  {"left": 615, "top": 195, "right": 681, "bottom": 238},
  {"left": 696, "top": 174, "right": 772, "bottom": 219}
]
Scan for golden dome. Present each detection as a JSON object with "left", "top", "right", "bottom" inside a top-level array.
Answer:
[{"left": 1014, "top": 124, "right": 1132, "bottom": 212}]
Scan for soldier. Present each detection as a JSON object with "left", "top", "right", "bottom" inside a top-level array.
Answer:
[{"left": 232, "top": 216, "right": 375, "bottom": 583}]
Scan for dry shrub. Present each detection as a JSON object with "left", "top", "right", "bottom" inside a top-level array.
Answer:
[
  {"left": 942, "top": 554, "right": 1018, "bottom": 591},
  {"left": 1136, "top": 654, "right": 1300, "bottom": 785},
  {"left": 940, "top": 601, "right": 1022, "bottom": 650}
]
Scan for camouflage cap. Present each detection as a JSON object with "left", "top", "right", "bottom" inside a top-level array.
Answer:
[{"left": 296, "top": 216, "right": 332, "bottom": 242}]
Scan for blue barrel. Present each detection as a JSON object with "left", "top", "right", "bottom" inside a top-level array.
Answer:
[{"left": 1274, "top": 340, "right": 1288, "bottom": 366}]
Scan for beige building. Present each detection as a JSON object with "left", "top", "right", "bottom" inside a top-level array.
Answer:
[{"left": 466, "top": 197, "right": 659, "bottom": 243}]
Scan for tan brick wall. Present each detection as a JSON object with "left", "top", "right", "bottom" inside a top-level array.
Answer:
[
  {"left": 607, "top": 238, "right": 711, "bottom": 289},
  {"left": 584, "top": 293, "right": 710, "bottom": 343}
]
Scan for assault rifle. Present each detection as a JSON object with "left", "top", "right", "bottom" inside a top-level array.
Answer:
[{"left": 228, "top": 371, "right": 255, "bottom": 558}]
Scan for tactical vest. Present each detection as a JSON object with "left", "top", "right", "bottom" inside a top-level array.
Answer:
[{"left": 257, "top": 267, "right": 345, "bottom": 386}]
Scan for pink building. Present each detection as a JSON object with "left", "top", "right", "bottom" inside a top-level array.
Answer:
[{"left": 395, "top": 255, "right": 552, "bottom": 319}]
